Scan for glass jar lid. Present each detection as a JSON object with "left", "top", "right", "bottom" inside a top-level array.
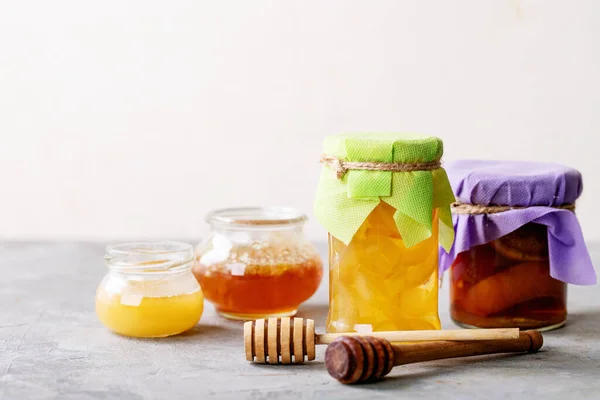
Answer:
[
  {"left": 105, "top": 241, "right": 194, "bottom": 273},
  {"left": 206, "top": 207, "right": 307, "bottom": 228}
]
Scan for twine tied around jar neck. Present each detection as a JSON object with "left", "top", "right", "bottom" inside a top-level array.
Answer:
[
  {"left": 320, "top": 155, "right": 442, "bottom": 179},
  {"left": 451, "top": 201, "right": 576, "bottom": 215}
]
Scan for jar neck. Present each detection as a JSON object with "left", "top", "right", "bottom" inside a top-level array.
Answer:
[
  {"left": 206, "top": 207, "right": 307, "bottom": 229},
  {"left": 211, "top": 223, "right": 305, "bottom": 235},
  {"left": 105, "top": 241, "right": 194, "bottom": 275}
]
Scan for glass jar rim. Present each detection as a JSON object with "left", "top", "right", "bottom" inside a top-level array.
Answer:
[
  {"left": 105, "top": 241, "right": 194, "bottom": 273},
  {"left": 206, "top": 207, "right": 307, "bottom": 227}
]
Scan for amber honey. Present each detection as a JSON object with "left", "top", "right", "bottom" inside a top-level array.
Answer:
[
  {"left": 194, "top": 259, "right": 322, "bottom": 319},
  {"left": 194, "top": 208, "right": 323, "bottom": 321},
  {"left": 450, "top": 223, "right": 567, "bottom": 330},
  {"left": 327, "top": 201, "right": 440, "bottom": 333}
]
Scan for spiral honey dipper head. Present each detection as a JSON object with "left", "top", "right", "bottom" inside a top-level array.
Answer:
[
  {"left": 244, "top": 318, "right": 316, "bottom": 364},
  {"left": 325, "top": 336, "right": 395, "bottom": 384}
]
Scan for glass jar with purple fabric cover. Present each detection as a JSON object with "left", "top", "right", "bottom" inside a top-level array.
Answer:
[{"left": 440, "top": 160, "right": 596, "bottom": 331}]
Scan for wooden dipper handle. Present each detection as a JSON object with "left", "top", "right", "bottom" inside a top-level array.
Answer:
[
  {"left": 325, "top": 330, "right": 543, "bottom": 384},
  {"left": 244, "top": 317, "right": 519, "bottom": 364},
  {"left": 315, "top": 327, "right": 519, "bottom": 344}
]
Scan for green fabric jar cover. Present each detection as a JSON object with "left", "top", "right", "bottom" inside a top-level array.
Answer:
[{"left": 314, "top": 133, "right": 455, "bottom": 250}]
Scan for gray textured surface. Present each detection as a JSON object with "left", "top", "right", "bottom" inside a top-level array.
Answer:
[{"left": 1, "top": 242, "right": 599, "bottom": 400}]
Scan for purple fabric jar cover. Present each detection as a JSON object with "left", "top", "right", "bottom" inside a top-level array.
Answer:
[{"left": 439, "top": 160, "right": 596, "bottom": 285}]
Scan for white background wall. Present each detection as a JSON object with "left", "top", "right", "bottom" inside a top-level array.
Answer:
[{"left": 1, "top": 0, "right": 598, "bottom": 243}]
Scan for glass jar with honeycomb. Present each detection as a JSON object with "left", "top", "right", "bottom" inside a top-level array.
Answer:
[
  {"left": 314, "top": 133, "right": 456, "bottom": 333},
  {"left": 440, "top": 160, "right": 596, "bottom": 331},
  {"left": 193, "top": 207, "right": 323, "bottom": 320},
  {"left": 96, "top": 241, "right": 204, "bottom": 338}
]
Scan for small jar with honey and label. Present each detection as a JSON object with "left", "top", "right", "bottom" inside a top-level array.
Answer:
[
  {"left": 193, "top": 207, "right": 323, "bottom": 320},
  {"left": 314, "top": 133, "right": 456, "bottom": 333},
  {"left": 96, "top": 241, "right": 204, "bottom": 338},
  {"left": 440, "top": 160, "right": 596, "bottom": 331}
]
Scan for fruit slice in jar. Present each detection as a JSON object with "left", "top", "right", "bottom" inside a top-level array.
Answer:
[
  {"left": 328, "top": 284, "right": 359, "bottom": 332},
  {"left": 491, "top": 224, "right": 549, "bottom": 262},
  {"left": 452, "top": 243, "right": 504, "bottom": 287},
  {"left": 396, "top": 286, "right": 440, "bottom": 329},
  {"left": 462, "top": 261, "right": 564, "bottom": 316}
]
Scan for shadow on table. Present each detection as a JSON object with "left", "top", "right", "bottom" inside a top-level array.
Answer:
[
  {"left": 347, "top": 352, "right": 536, "bottom": 391},
  {"left": 343, "top": 368, "right": 447, "bottom": 389},
  {"left": 248, "top": 360, "right": 326, "bottom": 373},
  {"left": 126, "top": 324, "right": 232, "bottom": 343}
]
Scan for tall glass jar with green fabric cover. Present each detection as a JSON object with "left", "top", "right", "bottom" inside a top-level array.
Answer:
[{"left": 314, "top": 133, "right": 455, "bottom": 333}]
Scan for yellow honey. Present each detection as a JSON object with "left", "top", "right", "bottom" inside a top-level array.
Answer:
[
  {"left": 96, "top": 241, "right": 204, "bottom": 338},
  {"left": 327, "top": 201, "right": 440, "bottom": 332},
  {"left": 96, "top": 287, "right": 204, "bottom": 338}
]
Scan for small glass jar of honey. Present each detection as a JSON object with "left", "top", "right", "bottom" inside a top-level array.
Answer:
[
  {"left": 441, "top": 160, "right": 596, "bottom": 331},
  {"left": 193, "top": 207, "right": 323, "bottom": 320},
  {"left": 96, "top": 241, "right": 204, "bottom": 338}
]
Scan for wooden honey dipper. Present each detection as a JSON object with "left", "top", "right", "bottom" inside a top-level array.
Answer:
[
  {"left": 325, "top": 330, "right": 543, "bottom": 384},
  {"left": 244, "top": 317, "right": 520, "bottom": 365}
]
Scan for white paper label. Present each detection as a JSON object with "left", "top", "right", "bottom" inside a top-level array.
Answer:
[{"left": 120, "top": 293, "right": 144, "bottom": 306}]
